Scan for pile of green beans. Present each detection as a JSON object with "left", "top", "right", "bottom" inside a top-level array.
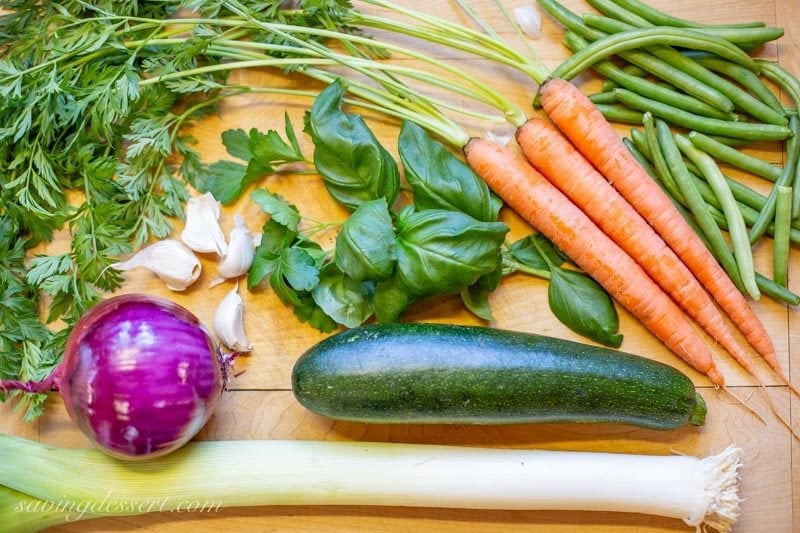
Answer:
[{"left": 539, "top": 0, "right": 800, "bottom": 305}]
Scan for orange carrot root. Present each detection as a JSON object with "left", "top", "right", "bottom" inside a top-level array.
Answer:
[
  {"left": 463, "top": 137, "right": 724, "bottom": 387},
  {"left": 538, "top": 77, "right": 785, "bottom": 383},
  {"left": 516, "top": 118, "right": 759, "bottom": 384}
]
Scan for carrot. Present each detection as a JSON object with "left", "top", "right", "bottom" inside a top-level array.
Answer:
[
  {"left": 537, "top": 77, "right": 787, "bottom": 387},
  {"left": 515, "top": 117, "right": 765, "bottom": 384},
  {"left": 463, "top": 136, "right": 725, "bottom": 386}
]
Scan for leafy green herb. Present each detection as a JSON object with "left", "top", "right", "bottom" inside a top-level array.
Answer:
[
  {"left": 549, "top": 268, "right": 623, "bottom": 348},
  {"left": 304, "top": 80, "right": 400, "bottom": 210},
  {"left": 398, "top": 120, "right": 501, "bottom": 222},
  {"left": 198, "top": 115, "right": 308, "bottom": 204},
  {"left": 394, "top": 207, "right": 509, "bottom": 298},
  {"left": 312, "top": 264, "right": 375, "bottom": 328},
  {"left": 504, "top": 234, "right": 622, "bottom": 347},
  {"left": 334, "top": 198, "right": 396, "bottom": 281}
]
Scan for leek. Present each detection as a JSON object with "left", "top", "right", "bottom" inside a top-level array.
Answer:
[{"left": 0, "top": 435, "right": 742, "bottom": 532}]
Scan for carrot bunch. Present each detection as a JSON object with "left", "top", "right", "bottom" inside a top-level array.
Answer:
[{"left": 464, "top": 77, "right": 800, "bottom": 436}]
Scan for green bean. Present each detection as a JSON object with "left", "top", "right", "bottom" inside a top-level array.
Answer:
[
  {"left": 564, "top": 31, "right": 736, "bottom": 120},
  {"left": 684, "top": 54, "right": 785, "bottom": 115},
  {"left": 584, "top": 15, "right": 788, "bottom": 125},
  {"left": 587, "top": 0, "right": 650, "bottom": 27},
  {"left": 552, "top": 27, "right": 760, "bottom": 83},
  {"left": 676, "top": 134, "right": 760, "bottom": 298},
  {"left": 595, "top": 104, "right": 644, "bottom": 124},
  {"left": 602, "top": 64, "right": 647, "bottom": 91},
  {"left": 641, "top": 114, "right": 685, "bottom": 204},
  {"left": 608, "top": 0, "right": 767, "bottom": 29},
  {"left": 584, "top": 8, "right": 782, "bottom": 48},
  {"left": 756, "top": 274, "right": 800, "bottom": 305},
  {"left": 794, "top": 149, "right": 800, "bottom": 219},
  {"left": 622, "top": 136, "right": 657, "bottom": 176},
  {"left": 632, "top": 140, "right": 800, "bottom": 304},
  {"left": 773, "top": 186, "right": 792, "bottom": 287},
  {"left": 633, "top": 128, "right": 800, "bottom": 243},
  {"left": 645, "top": 116, "right": 746, "bottom": 292},
  {"left": 615, "top": 89, "right": 791, "bottom": 141},
  {"left": 588, "top": 91, "right": 618, "bottom": 105},
  {"left": 750, "top": 115, "right": 800, "bottom": 242},
  {"left": 688, "top": 131, "right": 782, "bottom": 182},
  {"left": 758, "top": 60, "right": 800, "bottom": 110},
  {"left": 537, "top": 0, "right": 733, "bottom": 112}
]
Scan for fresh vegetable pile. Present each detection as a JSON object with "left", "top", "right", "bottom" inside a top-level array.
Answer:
[{"left": 2, "top": 0, "right": 799, "bottom": 530}]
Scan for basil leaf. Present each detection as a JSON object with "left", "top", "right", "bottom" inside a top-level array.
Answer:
[
  {"left": 399, "top": 120, "right": 501, "bottom": 222},
  {"left": 305, "top": 81, "right": 400, "bottom": 210},
  {"left": 461, "top": 261, "right": 503, "bottom": 321},
  {"left": 312, "top": 264, "right": 375, "bottom": 328},
  {"left": 335, "top": 198, "right": 396, "bottom": 282},
  {"left": 508, "top": 234, "right": 567, "bottom": 270},
  {"left": 461, "top": 284, "right": 494, "bottom": 321},
  {"left": 395, "top": 208, "right": 508, "bottom": 297},
  {"left": 374, "top": 275, "right": 415, "bottom": 323},
  {"left": 548, "top": 267, "right": 623, "bottom": 347}
]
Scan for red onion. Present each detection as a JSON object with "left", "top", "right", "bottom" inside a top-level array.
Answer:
[{"left": 1, "top": 294, "right": 228, "bottom": 460}]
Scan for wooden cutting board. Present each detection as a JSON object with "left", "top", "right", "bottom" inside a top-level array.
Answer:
[{"left": 3, "top": 1, "right": 799, "bottom": 531}]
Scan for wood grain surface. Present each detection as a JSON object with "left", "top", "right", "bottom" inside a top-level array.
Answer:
[{"left": 3, "top": 1, "right": 799, "bottom": 532}]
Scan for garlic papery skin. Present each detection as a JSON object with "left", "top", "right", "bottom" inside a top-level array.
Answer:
[
  {"left": 217, "top": 215, "right": 255, "bottom": 280},
  {"left": 112, "top": 240, "right": 202, "bottom": 291},
  {"left": 485, "top": 123, "right": 517, "bottom": 147},
  {"left": 181, "top": 192, "right": 228, "bottom": 256},
  {"left": 214, "top": 286, "right": 252, "bottom": 352},
  {"left": 515, "top": 5, "right": 542, "bottom": 40}
]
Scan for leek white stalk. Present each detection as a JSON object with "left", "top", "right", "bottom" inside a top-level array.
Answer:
[{"left": 0, "top": 435, "right": 741, "bottom": 532}]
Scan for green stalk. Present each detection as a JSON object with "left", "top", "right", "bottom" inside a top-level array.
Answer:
[
  {"left": 0, "top": 435, "right": 744, "bottom": 532},
  {"left": 552, "top": 27, "right": 760, "bottom": 81},
  {"left": 675, "top": 135, "right": 760, "bottom": 299},
  {"left": 645, "top": 116, "right": 746, "bottom": 292},
  {"left": 607, "top": 0, "right": 766, "bottom": 29},
  {"left": 749, "top": 115, "right": 800, "bottom": 242},
  {"left": 687, "top": 132, "right": 782, "bottom": 182},
  {"left": 773, "top": 186, "right": 792, "bottom": 287}
]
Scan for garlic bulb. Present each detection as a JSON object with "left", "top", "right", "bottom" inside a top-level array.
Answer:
[
  {"left": 515, "top": 5, "right": 542, "bottom": 40},
  {"left": 111, "top": 240, "right": 201, "bottom": 291},
  {"left": 217, "top": 215, "right": 255, "bottom": 280},
  {"left": 214, "top": 286, "right": 252, "bottom": 352},
  {"left": 181, "top": 192, "right": 228, "bottom": 256}
]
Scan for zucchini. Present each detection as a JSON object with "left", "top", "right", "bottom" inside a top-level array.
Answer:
[{"left": 291, "top": 323, "right": 706, "bottom": 430}]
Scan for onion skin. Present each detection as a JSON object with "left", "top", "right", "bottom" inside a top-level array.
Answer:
[{"left": 59, "top": 294, "right": 224, "bottom": 460}]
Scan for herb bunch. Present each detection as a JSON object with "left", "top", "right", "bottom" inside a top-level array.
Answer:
[
  {"left": 208, "top": 82, "right": 621, "bottom": 343},
  {"left": 0, "top": 0, "right": 356, "bottom": 417}
]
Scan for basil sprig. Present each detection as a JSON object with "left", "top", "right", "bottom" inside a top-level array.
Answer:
[{"left": 241, "top": 83, "right": 621, "bottom": 346}]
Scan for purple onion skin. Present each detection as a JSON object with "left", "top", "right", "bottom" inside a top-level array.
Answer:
[{"left": 59, "top": 294, "right": 224, "bottom": 460}]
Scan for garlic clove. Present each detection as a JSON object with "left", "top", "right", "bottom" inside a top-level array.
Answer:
[
  {"left": 214, "top": 286, "right": 252, "bottom": 352},
  {"left": 515, "top": 5, "right": 542, "bottom": 40},
  {"left": 181, "top": 192, "right": 228, "bottom": 256},
  {"left": 485, "top": 123, "right": 517, "bottom": 147},
  {"left": 112, "top": 240, "right": 201, "bottom": 291},
  {"left": 217, "top": 215, "right": 255, "bottom": 280}
]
